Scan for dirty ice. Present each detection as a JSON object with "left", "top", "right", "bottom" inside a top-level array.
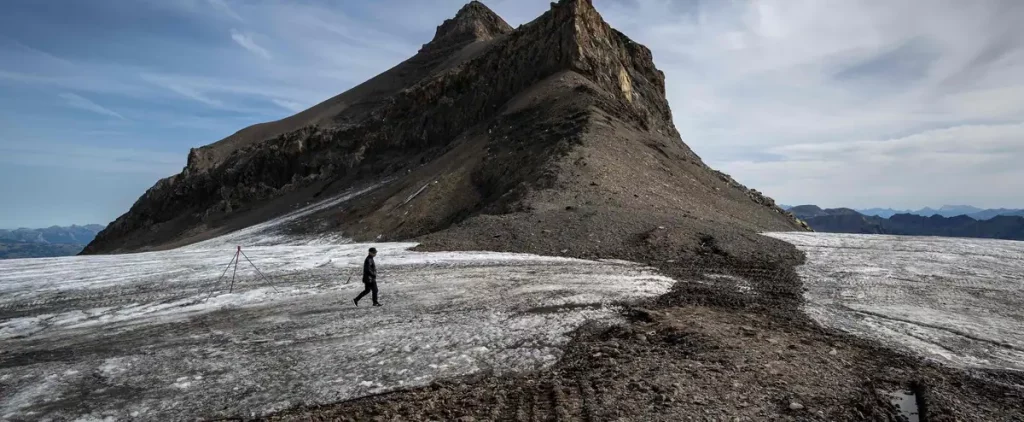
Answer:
[
  {"left": 767, "top": 232, "right": 1024, "bottom": 372},
  {"left": 0, "top": 191, "right": 675, "bottom": 421}
]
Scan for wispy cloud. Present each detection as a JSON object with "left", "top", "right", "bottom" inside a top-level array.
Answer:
[
  {"left": 207, "top": 0, "right": 243, "bottom": 22},
  {"left": 718, "top": 122, "right": 1024, "bottom": 209},
  {"left": 272, "top": 98, "right": 304, "bottom": 112},
  {"left": 137, "top": 72, "right": 319, "bottom": 117},
  {"left": 230, "top": 29, "right": 271, "bottom": 60},
  {"left": 139, "top": 73, "right": 225, "bottom": 108},
  {"left": 0, "top": 142, "right": 183, "bottom": 175},
  {"left": 58, "top": 92, "right": 126, "bottom": 120},
  {"left": 1, "top": 1, "right": 416, "bottom": 121},
  {"left": 593, "top": 0, "right": 1024, "bottom": 208},
  {"left": 0, "top": 40, "right": 153, "bottom": 97}
]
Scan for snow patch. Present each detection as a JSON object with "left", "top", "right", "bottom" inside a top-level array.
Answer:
[
  {"left": 172, "top": 377, "right": 193, "bottom": 390},
  {"left": 703, "top": 273, "right": 755, "bottom": 295},
  {"left": 98, "top": 358, "right": 129, "bottom": 378}
]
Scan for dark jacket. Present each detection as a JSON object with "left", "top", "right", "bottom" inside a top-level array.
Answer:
[{"left": 362, "top": 255, "right": 376, "bottom": 283}]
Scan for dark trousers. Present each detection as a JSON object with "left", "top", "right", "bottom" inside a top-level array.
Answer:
[{"left": 355, "top": 281, "right": 378, "bottom": 304}]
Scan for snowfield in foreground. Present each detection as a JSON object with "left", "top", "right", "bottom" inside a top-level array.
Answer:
[
  {"left": 1, "top": 240, "right": 672, "bottom": 419},
  {"left": 767, "top": 232, "right": 1024, "bottom": 372}
]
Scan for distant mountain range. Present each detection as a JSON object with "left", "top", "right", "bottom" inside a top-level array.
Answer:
[
  {"left": 0, "top": 224, "right": 106, "bottom": 259},
  {"left": 780, "top": 204, "right": 1024, "bottom": 220},
  {"left": 786, "top": 205, "right": 1024, "bottom": 241}
]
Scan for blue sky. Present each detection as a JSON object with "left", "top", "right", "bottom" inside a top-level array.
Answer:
[{"left": 2, "top": 0, "right": 1023, "bottom": 228}]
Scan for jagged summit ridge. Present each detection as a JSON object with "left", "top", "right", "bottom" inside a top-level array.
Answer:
[{"left": 421, "top": 1, "right": 513, "bottom": 53}]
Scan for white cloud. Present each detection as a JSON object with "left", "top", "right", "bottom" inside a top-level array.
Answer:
[
  {"left": 590, "top": 0, "right": 1024, "bottom": 208},
  {"left": 718, "top": 122, "right": 1024, "bottom": 209},
  {"left": 230, "top": 29, "right": 272, "bottom": 60},
  {"left": 58, "top": 92, "right": 126, "bottom": 120}
]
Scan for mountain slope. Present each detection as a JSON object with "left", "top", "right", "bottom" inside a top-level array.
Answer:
[
  {"left": 188, "top": 2, "right": 513, "bottom": 174},
  {"left": 855, "top": 207, "right": 906, "bottom": 218},
  {"left": 930, "top": 205, "right": 983, "bottom": 217},
  {"left": 788, "top": 205, "right": 827, "bottom": 219},
  {"left": 83, "top": 0, "right": 804, "bottom": 266},
  {"left": 967, "top": 208, "right": 1024, "bottom": 220}
]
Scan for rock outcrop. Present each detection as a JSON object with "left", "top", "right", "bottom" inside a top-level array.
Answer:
[{"left": 83, "top": 0, "right": 804, "bottom": 256}]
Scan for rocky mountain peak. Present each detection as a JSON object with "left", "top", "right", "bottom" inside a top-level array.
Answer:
[
  {"left": 421, "top": 1, "right": 512, "bottom": 53},
  {"left": 83, "top": 0, "right": 803, "bottom": 256},
  {"left": 541, "top": 0, "right": 674, "bottom": 134}
]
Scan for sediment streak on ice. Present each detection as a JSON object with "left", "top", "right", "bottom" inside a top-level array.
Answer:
[
  {"left": 0, "top": 189, "right": 674, "bottom": 421},
  {"left": 766, "top": 232, "right": 1024, "bottom": 371}
]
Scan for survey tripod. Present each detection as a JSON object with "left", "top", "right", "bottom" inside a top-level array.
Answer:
[{"left": 205, "top": 246, "right": 279, "bottom": 301}]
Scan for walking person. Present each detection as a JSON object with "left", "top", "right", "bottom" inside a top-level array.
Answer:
[{"left": 354, "top": 247, "right": 381, "bottom": 306}]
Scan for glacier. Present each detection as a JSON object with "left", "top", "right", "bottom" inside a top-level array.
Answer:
[
  {"left": 766, "top": 232, "right": 1024, "bottom": 372},
  {"left": 0, "top": 191, "right": 674, "bottom": 421},
  {"left": 4, "top": 188, "right": 1022, "bottom": 420}
]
